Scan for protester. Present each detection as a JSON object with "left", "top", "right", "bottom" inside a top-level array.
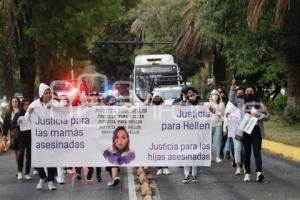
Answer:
[
  {"left": 148, "top": 91, "right": 171, "bottom": 175},
  {"left": 25, "top": 83, "right": 59, "bottom": 190},
  {"left": 12, "top": 98, "right": 32, "bottom": 180},
  {"left": 209, "top": 89, "right": 225, "bottom": 163},
  {"left": 181, "top": 87, "right": 201, "bottom": 183},
  {"left": 242, "top": 85, "right": 270, "bottom": 182},
  {"left": 2, "top": 96, "right": 21, "bottom": 178},
  {"left": 228, "top": 84, "right": 245, "bottom": 175},
  {"left": 86, "top": 91, "right": 102, "bottom": 182},
  {"left": 103, "top": 95, "right": 123, "bottom": 186},
  {"left": 219, "top": 90, "right": 232, "bottom": 160}
]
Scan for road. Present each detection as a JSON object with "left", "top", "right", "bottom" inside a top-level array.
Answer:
[{"left": 0, "top": 150, "right": 300, "bottom": 200}]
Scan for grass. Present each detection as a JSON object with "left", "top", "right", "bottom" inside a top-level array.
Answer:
[{"left": 264, "top": 115, "right": 300, "bottom": 147}]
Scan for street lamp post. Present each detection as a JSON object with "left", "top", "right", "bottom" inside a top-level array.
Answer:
[{"left": 70, "top": 57, "right": 74, "bottom": 80}]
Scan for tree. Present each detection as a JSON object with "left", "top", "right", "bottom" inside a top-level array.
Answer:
[
  {"left": 3, "top": 0, "right": 15, "bottom": 98},
  {"left": 246, "top": 0, "right": 300, "bottom": 121}
]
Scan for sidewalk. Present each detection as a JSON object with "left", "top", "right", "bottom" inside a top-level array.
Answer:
[{"left": 262, "top": 139, "right": 300, "bottom": 162}]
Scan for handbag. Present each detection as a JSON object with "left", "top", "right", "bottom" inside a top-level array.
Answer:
[{"left": 10, "top": 136, "right": 17, "bottom": 150}]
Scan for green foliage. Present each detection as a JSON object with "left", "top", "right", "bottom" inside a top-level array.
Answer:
[
  {"left": 266, "top": 94, "right": 287, "bottom": 115},
  {"left": 198, "top": 0, "right": 287, "bottom": 89}
]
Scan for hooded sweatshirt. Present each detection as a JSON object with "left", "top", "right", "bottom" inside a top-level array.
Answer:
[{"left": 24, "top": 83, "right": 59, "bottom": 122}]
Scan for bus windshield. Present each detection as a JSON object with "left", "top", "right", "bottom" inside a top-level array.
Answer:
[{"left": 134, "top": 65, "right": 179, "bottom": 101}]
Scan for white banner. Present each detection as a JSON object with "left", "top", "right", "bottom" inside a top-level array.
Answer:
[{"left": 31, "top": 105, "right": 212, "bottom": 167}]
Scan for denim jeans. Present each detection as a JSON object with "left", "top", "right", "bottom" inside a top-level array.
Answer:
[
  {"left": 184, "top": 166, "right": 198, "bottom": 177},
  {"left": 233, "top": 137, "right": 244, "bottom": 164},
  {"left": 212, "top": 126, "right": 222, "bottom": 159}
]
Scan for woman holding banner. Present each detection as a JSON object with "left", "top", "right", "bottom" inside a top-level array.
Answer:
[
  {"left": 25, "top": 83, "right": 59, "bottom": 190},
  {"left": 103, "top": 95, "right": 123, "bottom": 186},
  {"left": 180, "top": 87, "right": 202, "bottom": 183}
]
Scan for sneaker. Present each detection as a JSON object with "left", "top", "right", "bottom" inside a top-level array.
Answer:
[
  {"left": 232, "top": 161, "right": 236, "bottom": 168},
  {"left": 216, "top": 157, "right": 222, "bottom": 163},
  {"left": 87, "top": 171, "right": 92, "bottom": 180},
  {"left": 244, "top": 174, "right": 251, "bottom": 182},
  {"left": 235, "top": 167, "right": 242, "bottom": 176},
  {"left": 182, "top": 175, "right": 190, "bottom": 184},
  {"left": 226, "top": 151, "right": 231, "bottom": 159},
  {"left": 24, "top": 174, "right": 32, "bottom": 180},
  {"left": 256, "top": 172, "right": 264, "bottom": 182},
  {"left": 163, "top": 168, "right": 171, "bottom": 175},
  {"left": 76, "top": 173, "right": 81, "bottom": 180},
  {"left": 48, "top": 181, "right": 57, "bottom": 190},
  {"left": 56, "top": 177, "right": 65, "bottom": 184},
  {"left": 220, "top": 151, "right": 224, "bottom": 159},
  {"left": 32, "top": 169, "right": 39, "bottom": 175},
  {"left": 36, "top": 178, "right": 46, "bottom": 190},
  {"left": 156, "top": 169, "right": 162, "bottom": 175},
  {"left": 108, "top": 176, "right": 120, "bottom": 186},
  {"left": 17, "top": 172, "right": 23, "bottom": 180},
  {"left": 191, "top": 176, "right": 198, "bottom": 183},
  {"left": 96, "top": 175, "right": 102, "bottom": 182}
]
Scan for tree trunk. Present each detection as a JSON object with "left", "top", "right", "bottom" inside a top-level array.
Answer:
[
  {"left": 283, "top": 1, "right": 300, "bottom": 122},
  {"left": 3, "top": 0, "right": 15, "bottom": 98},
  {"left": 19, "top": 39, "right": 36, "bottom": 101},
  {"left": 15, "top": 0, "right": 36, "bottom": 101},
  {"left": 284, "top": 55, "right": 300, "bottom": 122}
]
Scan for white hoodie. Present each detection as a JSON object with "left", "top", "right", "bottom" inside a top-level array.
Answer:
[{"left": 25, "top": 83, "right": 59, "bottom": 122}]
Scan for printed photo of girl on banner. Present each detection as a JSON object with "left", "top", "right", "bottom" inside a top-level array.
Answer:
[{"left": 103, "top": 126, "right": 136, "bottom": 165}]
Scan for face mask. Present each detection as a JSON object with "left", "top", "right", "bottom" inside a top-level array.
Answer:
[
  {"left": 152, "top": 98, "right": 162, "bottom": 105},
  {"left": 237, "top": 95, "right": 244, "bottom": 99},
  {"left": 245, "top": 93, "right": 255, "bottom": 102},
  {"left": 212, "top": 95, "right": 218, "bottom": 102}
]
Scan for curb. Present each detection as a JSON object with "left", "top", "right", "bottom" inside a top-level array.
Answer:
[{"left": 262, "top": 139, "right": 300, "bottom": 162}]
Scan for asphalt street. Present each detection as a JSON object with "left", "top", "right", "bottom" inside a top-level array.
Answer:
[{"left": 0, "top": 150, "right": 299, "bottom": 200}]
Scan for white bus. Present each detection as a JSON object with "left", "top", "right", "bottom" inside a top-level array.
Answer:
[{"left": 132, "top": 54, "right": 182, "bottom": 105}]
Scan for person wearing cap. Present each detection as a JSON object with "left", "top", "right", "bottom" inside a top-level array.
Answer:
[
  {"left": 25, "top": 83, "right": 60, "bottom": 191},
  {"left": 209, "top": 89, "right": 225, "bottom": 163}
]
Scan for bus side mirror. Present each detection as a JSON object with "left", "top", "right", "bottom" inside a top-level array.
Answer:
[{"left": 129, "top": 74, "right": 133, "bottom": 81}]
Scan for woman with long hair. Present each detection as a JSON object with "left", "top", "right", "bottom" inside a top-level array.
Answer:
[
  {"left": 13, "top": 98, "right": 32, "bottom": 180},
  {"left": 242, "top": 86, "right": 269, "bottom": 182},
  {"left": 2, "top": 96, "right": 21, "bottom": 178}
]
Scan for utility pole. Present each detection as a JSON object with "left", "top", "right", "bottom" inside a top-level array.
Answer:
[{"left": 70, "top": 57, "right": 74, "bottom": 80}]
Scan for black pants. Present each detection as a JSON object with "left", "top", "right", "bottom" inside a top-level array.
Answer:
[
  {"left": 243, "top": 125, "right": 262, "bottom": 174},
  {"left": 17, "top": 132, "right": 31, "bottom": 174},
  {"left": 88, "top": 167, "right": 102, "bottom": 176},
  {"left": 37, "top": 167, "right": 56, "bottom": 182}
]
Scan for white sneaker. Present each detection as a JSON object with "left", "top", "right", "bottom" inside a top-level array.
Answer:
[
  {"left": 256, "top": 172, "right": 264, "bottom": 182},
  {"left": 36, "top": 178, "right": 46, "bottom": 190},
  {"left": 182, "top": 175, "right": 190, "bottom": 183},
  {"left": 56, "top": 177, "right": 65, "bottom": 184},
  {"left": 216, "top": 157, "right": 222, "bottom": 163},
  {"left": 32, "top": 170, "right": 39, "bottom": 175},
  {"left": 48, "top": 181, "right": 57, "bottom": 190},
  {"left": 244, "top": 174, "right": 251, "bottom": 182},
  {"left": 17, "top": 172, "right": 23, "bottom": 180},
  {"left": 235, "top": 167, "right": 242, "bottom": 175},
  {"left": 163, "top": 168, "right": 171, "bottom": 175},
  {"left": 107, "top": 176, "right": 120, "bottom": 186},
  {"left": 156, "top": 169, "right": 162, "bottom": 175},
  {"left": 24, "top": 174, "right": 32, "bottom": 180}
]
